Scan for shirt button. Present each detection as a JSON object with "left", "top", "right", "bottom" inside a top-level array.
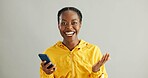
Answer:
[{"left": 78, "top": 48, "right": 80, "bottom": 50}]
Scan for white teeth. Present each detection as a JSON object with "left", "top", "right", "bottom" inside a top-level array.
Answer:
[
  {"left": 66, "top": 32, "right": 74, "bottom": 35},
  {"left": 65, "top": 32, "right": 74, "bottom": 36}
]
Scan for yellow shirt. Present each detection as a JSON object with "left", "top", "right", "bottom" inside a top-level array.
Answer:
[{"left": 40, "top": 40, "right": 108, "bottom": 78}]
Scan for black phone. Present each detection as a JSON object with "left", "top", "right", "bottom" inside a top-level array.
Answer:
[{"left": 38, "top": 54, "right": 54, "bottom": 69}]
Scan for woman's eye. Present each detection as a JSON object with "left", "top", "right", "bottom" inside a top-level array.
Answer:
[
  {"left": 61, "top": 22, "right": 67, "bottom": 26},
  {"left": 72, "top": 22, "right": 78, "bottom": 25}
]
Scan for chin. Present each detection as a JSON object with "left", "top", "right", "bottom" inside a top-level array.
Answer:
[{"left": 64, "top": 36, "right": 78, "bottom": 42}]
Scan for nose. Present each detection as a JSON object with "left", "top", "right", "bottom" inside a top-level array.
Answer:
[{"left": 66, "top": 23, "right": 73, "bottom": 29}]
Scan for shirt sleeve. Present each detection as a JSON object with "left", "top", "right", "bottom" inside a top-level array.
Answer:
[
  {"left": 89, "top": 70, "right": 103, "bottom": 78},
  {"left": 89, "top": 46, "right": 108, "bottom": 78},
  {"left": 89, "top": 65, "right": 108, "bottom": 78},
  {"left": 40, "top": 66, "right": 54, "bottom": 78}
]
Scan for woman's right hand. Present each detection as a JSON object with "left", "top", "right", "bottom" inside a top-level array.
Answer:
[{"left": 41, "top": 61, "right": 56, "bottom": 75}]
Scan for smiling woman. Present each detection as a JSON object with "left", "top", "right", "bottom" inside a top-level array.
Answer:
[
  {"left": 39, "top": 7, "right": 110, "bottom": 78},
  {"left": 58, "top": 9, "right": 82, "bottom": 50}
]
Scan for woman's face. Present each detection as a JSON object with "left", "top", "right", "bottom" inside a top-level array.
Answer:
[{"left": 58, "top": 10, "right": 81, "bottom": 42}]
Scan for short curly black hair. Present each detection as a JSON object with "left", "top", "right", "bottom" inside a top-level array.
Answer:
[{"left": 57, "top": 7, "right": 82, "bottom": 24}]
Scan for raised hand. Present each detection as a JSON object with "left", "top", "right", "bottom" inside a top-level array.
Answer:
[{"left": 92, "top": 53, "right": 110, "bottom": 72}]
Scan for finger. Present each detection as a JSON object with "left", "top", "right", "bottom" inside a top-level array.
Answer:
[
  {"left": 53, "top": 64, "right": 57, "bottom": 70},
  {"left": 102, "top": 53, "right": 110, "bottom": 64},
  {"left": 104, "top": 53, "right": 109, "bottom": 61},
  {"left": 49, "top": 64, "right": 56, "bottom": 71},
  {"left": 106, "top": 53, "right": 110, "bottom": 61},
  {"left": 100, "top": 55, "right": 106, "bottom": 64},
  {"left": 41, "top": 61, "right": 46, "bottom": 67},
  {"left": 49, "top": 70, "right": 54, "bottom": 74},
  {"left": 96, "top": 55, "right": 104, "bottom": 65},
  {"left": 105, "top": 53, "right": 110, "bottom": 61},
  {"left": 99, "top": 53, "right": 109, "bottom": 65},
  {"left": 96, "top": 56, "right": 105, "bottom": 67},
  {"left": 44, "top": 68, "right": 54, "bottom": 75},
  {"left": 45, "top": 62, "right": 52, "bottom": 68},
  {"left": 46, "top": 64, "right": 56, "bottom": 74}
]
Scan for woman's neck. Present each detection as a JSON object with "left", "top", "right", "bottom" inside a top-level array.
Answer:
[{"left": 63, "top": 39, "right": 80, "bottom": 51}]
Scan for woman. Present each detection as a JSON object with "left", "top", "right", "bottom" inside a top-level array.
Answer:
[{"left": 40, "top": 7, "right": 110, "bottom": 78}]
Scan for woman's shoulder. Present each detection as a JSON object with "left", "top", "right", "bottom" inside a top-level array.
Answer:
[
  {"left": 43, "top": 41, "right": 62, "bottom": 53},
  {"left": 80, "top": 39, "right": 100, "bottom": 49}
]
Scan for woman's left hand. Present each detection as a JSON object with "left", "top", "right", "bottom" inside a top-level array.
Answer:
[{"left": 92, "top": 53, "right": 110, "bottom": 72}]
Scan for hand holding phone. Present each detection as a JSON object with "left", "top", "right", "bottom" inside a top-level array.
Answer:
[{"left": 38, "top": 54, "right": 54, "bottom": 69}]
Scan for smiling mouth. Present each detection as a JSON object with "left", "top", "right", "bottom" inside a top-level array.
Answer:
[{"left": 65, "top": 31, "right": 75, "bottom": 36}]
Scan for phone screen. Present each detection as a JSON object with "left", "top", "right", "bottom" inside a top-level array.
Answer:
[{"left": 38, "top": 54, "right": 54, "bottom": 69}]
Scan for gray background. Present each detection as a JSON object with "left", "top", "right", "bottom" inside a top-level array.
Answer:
[{"left": 0, "top": 0, "right": 148, "bottom": 78}]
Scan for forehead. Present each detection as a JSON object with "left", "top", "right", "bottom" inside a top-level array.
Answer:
[{"left": 59, "top": 10, "right": 80, "bottom": 21}]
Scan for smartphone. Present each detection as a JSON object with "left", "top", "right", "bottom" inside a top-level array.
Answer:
[{"left": 38, "top": 54, "right": 54, "bottom": 69}]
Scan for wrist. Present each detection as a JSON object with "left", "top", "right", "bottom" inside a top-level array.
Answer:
[
  {"left": 92, "top": 68, "right": 100, "bottom": 72},
  {"left": 92, "top": 65, "right": 101, "bottom": 72}
]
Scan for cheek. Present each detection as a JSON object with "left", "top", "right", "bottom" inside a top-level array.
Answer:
[
  {"left": 75, "top": 26, "right": 81, "bottom": 32},
  {"left": 58, "top": 26, "right": 65, "bottom": 32}
]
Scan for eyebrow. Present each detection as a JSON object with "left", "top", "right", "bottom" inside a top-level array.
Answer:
[
  {"left": 61, "top": 19, "right": 67, "bottom": 21},
  {"left": 61, "top": 19, "right": 78, "bottom": 21}
]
